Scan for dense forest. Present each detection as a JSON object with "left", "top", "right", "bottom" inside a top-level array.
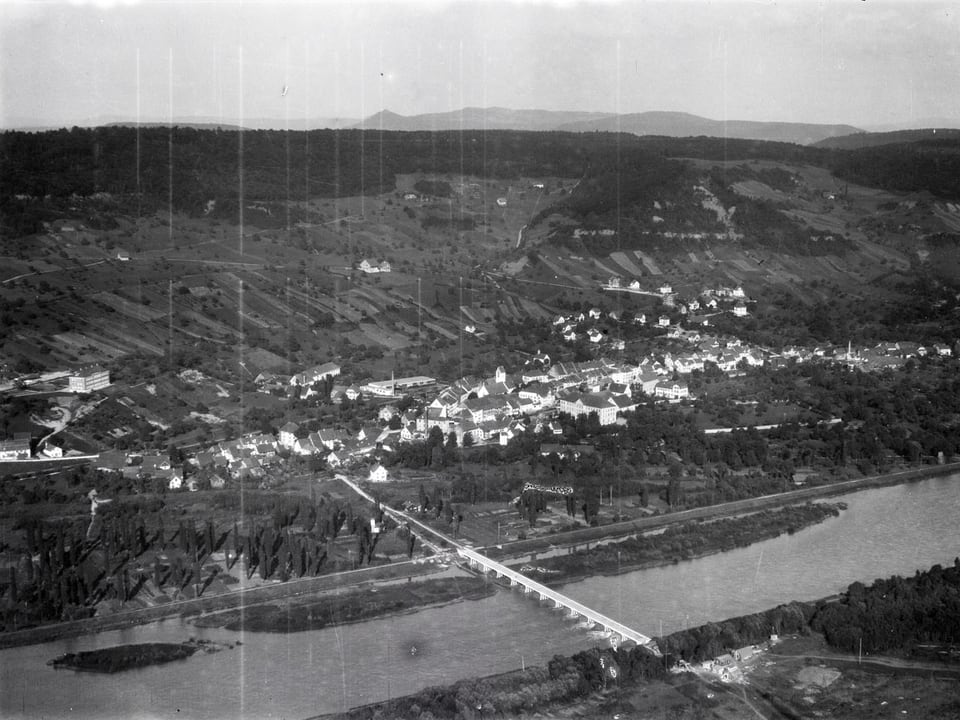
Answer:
[
  {"left": 5, "top": 126, "right": 960, "bottom": 240},
  {"left": 828, "top": 139, "right": 960, "bottom": 200},
  {"left": 0, "top": 127, "right": 640, "bottom": 236},
  {"left": 812, "top": 560, "right": 960, "bottom": 654}
]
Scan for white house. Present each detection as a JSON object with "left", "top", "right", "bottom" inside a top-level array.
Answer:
[
  {"left": 278, "top": 421, "right": 299, "bottom": 449},
  {"left": 368, "top": 463, "right": 389, "bottom": 483},
  {"left": 654, "top": 380, "right": 690, "bottom": 401},
  {"left": 733, "top": 303, "right": 748, "bottom": 317},
  {"left": 359, "top": 259, "right": 391, "bottom": 274}
]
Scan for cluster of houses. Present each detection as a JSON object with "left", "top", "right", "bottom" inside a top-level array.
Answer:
[
  {"left": 803, "top": 339, "right": 954, "bottom": 371},
  {"left": 604, "top": 279, "right": 751, "bottom": 321},
  {"left": 54, "top": 328, "right": 958, "bottom": 491},
  {"left": 358, "top": 259, "right": 391, "bottom": 274}
]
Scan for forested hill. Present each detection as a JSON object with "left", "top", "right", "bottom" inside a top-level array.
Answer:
[
  {"left": 5, "top": 126, "right": 960, "bottom": 239},
  {"left": 813, "top": 128, "right": 960, "bottom": 150},
  {"left": 0, "top": 126, "right": 648, "bottom": 235}
]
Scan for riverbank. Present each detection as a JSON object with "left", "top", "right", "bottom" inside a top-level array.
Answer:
[
  {"left": 1, "top": 463, "right": 954, "bottom": 652},
  {"left": 482, "top": 460, "right": 960, "bottom": 561},
  {"left": 326, "top": 561, "right": 960, "bottom": 720},
  {"left": 188, "top": 575, "right": 495, "bottom": 633},
  {"left": 0, "top": 556, "right": 445, "bottom": 650},
  {"left": 510, "top": 502, "right": 844, "bottom": 587}
]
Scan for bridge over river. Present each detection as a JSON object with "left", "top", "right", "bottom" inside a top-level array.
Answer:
[{"left": 337, "top": 474, "right": 660, "bottom": 655}]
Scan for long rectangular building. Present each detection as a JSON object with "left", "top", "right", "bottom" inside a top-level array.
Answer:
[
  {"left": 69, "top": 365, "right": 111, "bottom": 393},
  {"left": 363, "top": 375, "right": 436, "bottom": 397}
]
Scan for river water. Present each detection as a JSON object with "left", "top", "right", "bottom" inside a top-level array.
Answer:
[{"left": 2, "top": 474, "right": 959, "bottom": 720}]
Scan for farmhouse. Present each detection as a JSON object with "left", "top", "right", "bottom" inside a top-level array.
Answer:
[
  {"left": 289, "top": 362, "right": 341, "bottom": 386},
  {"left": 368, "top": 463, "right": 389, "bottom": 483},
  {"left": 69, "top": 365, "right": 111, "bottom": 393},
  {"left": 359, "top": 259, "right": 391, "bottom": 273}
]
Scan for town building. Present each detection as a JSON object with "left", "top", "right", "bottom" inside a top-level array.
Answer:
[
  {"left": 0, "top": 433, "right": 31, "bottom": 460},
  {"left": 654, "top": 380, "right": 690, "bottom": 401},
  {"left": 69, "top": 365, "right": 111, "bottom": 393},
  {"left": 363, "top": 375, "right": 436, "bottom": 397}
]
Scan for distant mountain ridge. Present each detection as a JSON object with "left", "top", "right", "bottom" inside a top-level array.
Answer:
[
  {"left": 354, "top": 107, "right": 615, "bottom": 132},
  {"left": 353, "top": 108, "right": 863, "bottom": 145},
  {"left": 2, "top": 115, "right": 359, "bottom": 132}
]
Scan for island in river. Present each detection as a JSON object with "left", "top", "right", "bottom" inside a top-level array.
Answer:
[{"left": 48, "top": 638, "right": 232, "bottom": 673}]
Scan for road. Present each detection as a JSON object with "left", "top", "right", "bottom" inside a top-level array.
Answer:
[{"left": 336, "top": 473, "right": 456, "bottom": 556}]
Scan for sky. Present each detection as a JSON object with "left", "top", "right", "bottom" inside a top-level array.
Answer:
[{"left": 2, "top": 0, "right": 959, "bottom": 130}]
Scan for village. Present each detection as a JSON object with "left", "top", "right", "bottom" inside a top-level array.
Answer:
[{"left": 1, "top": 281, "right": 954, "bottom": 496}]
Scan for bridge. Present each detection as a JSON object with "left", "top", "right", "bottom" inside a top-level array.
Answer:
[
  {"left": 336, "top": 474, "right": 660, "bottom": 655},
  {"left": 457, "top": 546, "right": 659, "bottom": 654}
]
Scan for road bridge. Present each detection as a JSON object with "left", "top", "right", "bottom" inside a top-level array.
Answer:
[
  {"left": 457, "top": 546, "right": 659, "bottom": 654},
  {"left": 336, "top": 474, "right": 660, "bottom": 655}
]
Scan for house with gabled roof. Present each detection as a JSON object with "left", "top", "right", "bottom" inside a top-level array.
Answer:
[
  {"left": 279, "top": 421, "right": 299, "bottom": 449},
  {"left": 315, "top": 428, "right": 347, "bottom": 450},
  {"left": 368, "top": 463, "right": 389, "bottom": 482},
  {"left": 558, "top": 390, "right": 624, "bottom": 426},
  {"left": 357, "top": 425, "right": 384, "bottom": 445},
  {"left": 462, "top": 395, "right": 505, "bottom": 424},
  {"left": 518, "top": 382, "right": 556, "bottom": 409},
  {"left": 293, "top": 436, "right": 319, "bottom": 456},
  {"left": 326, "top": 450, "right": 349, "bottom": 468}
]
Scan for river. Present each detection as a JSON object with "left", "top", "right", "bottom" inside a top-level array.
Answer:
[{"left": 2, "top": 474, "right": 959, "bottom": 720}]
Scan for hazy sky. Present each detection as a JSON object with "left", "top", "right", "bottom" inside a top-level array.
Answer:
[{"left": 2, "top": 0, "right": 959, "bottom": 129}]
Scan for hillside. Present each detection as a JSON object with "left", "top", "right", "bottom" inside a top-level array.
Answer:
[{"left": 1, "top": 127, "right": 960, "bottom": 395}]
